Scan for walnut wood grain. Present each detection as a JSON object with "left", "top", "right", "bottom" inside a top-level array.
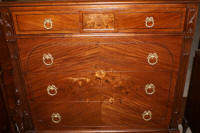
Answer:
[
  {"left": 13, "top": 11, "right": 80, "bottom": 34},
  {"left": 15, "top": 36, "right": 183, "bottom": 131},
  {"left": 27, "top": 71, "right": 171, "bottom": 102},
  {"left": 17, "top": 36, "right": 183, "bottom": 74},
  {"left": 116, "top": 11, "right": 186, "bottom": 32},
  {"left": 30, "top": 101, "right": 168, "bottom": 130}
]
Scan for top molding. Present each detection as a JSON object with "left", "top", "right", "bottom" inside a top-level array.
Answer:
[{"left": 1, "top": 0, "right": 200, "bottom": 6}]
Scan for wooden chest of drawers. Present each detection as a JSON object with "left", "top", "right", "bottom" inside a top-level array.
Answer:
[{"left": 0, "top": 0, "right": 199, "bottom": 133}]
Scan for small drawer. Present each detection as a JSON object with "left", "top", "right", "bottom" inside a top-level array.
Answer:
[
  {"left": 116, "top": 10, "right": 186, "bottom": 32},
  {"left": 12, "top": 12, "right": 80, "bottom": 34}
]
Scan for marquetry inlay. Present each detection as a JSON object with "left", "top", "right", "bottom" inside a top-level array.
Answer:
[{"left": 83, "top": 13, "right": 114, "bottom": 31}]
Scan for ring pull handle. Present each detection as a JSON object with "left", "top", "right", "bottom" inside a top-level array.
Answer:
[
  {"left": 109, "top": 97, "right": 115, "bottom": 104},
  {"left": 51, "top": 113, "right": 61, "bottom": 124},
  {"left": 44, "top": 18, "right": 53, "bottom": 30},
  {"left": 145, "top": 16, "right": 154, "bottom": 28},
  {"left": 145, "top": 83, "right": 156, "bottom": 95},
  {"left": 147, "top": 53, "right": 158, "bottom": 66},
  {"left": 47, "top": 85, "right": 58, "bottom": 96},
  {"left": 142, "top": 110, "right": 152, "bottom": 121},
  {"left": 43, "top": 53, "right": 54, "bottom": 66},
  {"left": 95, "top": 70, "right": 106, "bottom": 80}
]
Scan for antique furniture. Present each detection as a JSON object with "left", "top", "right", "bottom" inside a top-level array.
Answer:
[{"left": 0, "top": 0, "right": 199, "bottom": 133}]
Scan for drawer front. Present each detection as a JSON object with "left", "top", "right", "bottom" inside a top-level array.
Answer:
[
  {"left": 18, "top": 37, "right": 182, "bottom": 74},
  {"left": 30, "top": 101, "right": 169, "bottom": 130},
  {"left": 27, "top": 71, "right": 171, "bottom": 104},
  {"left": 12, "top": 6, "right": 186, "bottom": 34},
  {"left": 116, "top": 12, "right": 185, "bottom": 32},
  {"left": 13, "top": 13, "right": 80, "bottom": 34},
  {"left": 27, "top": 70, "right": 175, "bottom": 130}
]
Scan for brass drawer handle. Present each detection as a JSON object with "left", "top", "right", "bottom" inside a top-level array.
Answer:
[
  {"left": 95, "top": 70, "right": 106, "bottom": 79},
  {"left": 51, "top": 113, "right": 61, "bottom": 124},
  {"left": 142, "top": 110, "right": 152, "bottom": 121},
  {"left": 44, "top": 18, "right": 53, "bottom": 30},
  {"left": 145, "top": 83, "right": 156, "bottom": 95},
  {"left": 43, "top": 53, "right": 54, "bottom": 66},
  {"left": 147, "top": 53, "right": 158, "bottom": 66},
  {"left": 109, "top": 97, "right": 115, "bottom": 104},
  {"left": 47, "top": 85, "right": 58, "bottom": 96},
  {"left": 145, "top": 17, "right": 154, "bottom": 28}
]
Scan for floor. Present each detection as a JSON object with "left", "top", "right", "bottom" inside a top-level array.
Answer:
[{"left": 179, "top": 124, "right": 192, "bottom": 133}]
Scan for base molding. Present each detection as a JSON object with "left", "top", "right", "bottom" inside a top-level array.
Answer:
[{"left": 26, "top": 129, "right": 179, "bottom": 133}]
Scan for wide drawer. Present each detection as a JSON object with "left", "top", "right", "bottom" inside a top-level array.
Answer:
[
  {"left": 30, "top": 101, "right": 169, "bottom": 130},
  {"left": 27, "top": 71, "right": 172, "bottom": 104},
  {"left": 12, "top": 6, "right": 186, "bottom": 34},
  {"left": 18, "top": 36, "right": 182, "bottom": 74}
]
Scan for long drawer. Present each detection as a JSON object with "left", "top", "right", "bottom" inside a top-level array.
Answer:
[
  {"left": 12, "top": 6, "right": 186, "bottom": 34},
  {"left": 18, "top": 36, "right": 182, "bottom": 74},
  {"left": 30, "top": 101, "right": 169, "bottom": 130},
  {"left": 27, "top": 71, "right": 171, "bottom": 103}
]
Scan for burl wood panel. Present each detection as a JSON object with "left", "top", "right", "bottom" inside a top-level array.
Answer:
[
  {"left": 13, "top": 11, "right": 80, "bottom": 34},
  {"left": 83, "top": 13, "right": 115, "bottom": 32}
]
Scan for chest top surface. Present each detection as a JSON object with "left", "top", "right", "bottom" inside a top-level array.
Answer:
[{"left": 1, "top": 0, "right": 200, "bottom": 6}]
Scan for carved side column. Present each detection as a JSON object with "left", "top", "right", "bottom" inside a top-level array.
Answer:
[
  {"left": 170, "top": 4, "right": 198, "bottom": 130},
  {"left": 0, "top": 7, "right": 33, "bottom": 133}
]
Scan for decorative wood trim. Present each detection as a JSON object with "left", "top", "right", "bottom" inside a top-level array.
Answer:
[
  {"left": 0, "top": 0, "right": 200, "bottom": 7},
  {"left": 0, "top": 8, "right": 15, "bottom": 42},
  {"left": 185, "top": 4, "right": 198, "bottom": 38},
  {"left": 0, "top": 7, "right": 33, "bottom": 133},
  {"left": 169, "top": 4, "right": 198, "bottom": 129}
]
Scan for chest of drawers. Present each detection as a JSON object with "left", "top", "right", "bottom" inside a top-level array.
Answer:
[{"left": 0, "top": 0, "right": 199, "bottom": 133}]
